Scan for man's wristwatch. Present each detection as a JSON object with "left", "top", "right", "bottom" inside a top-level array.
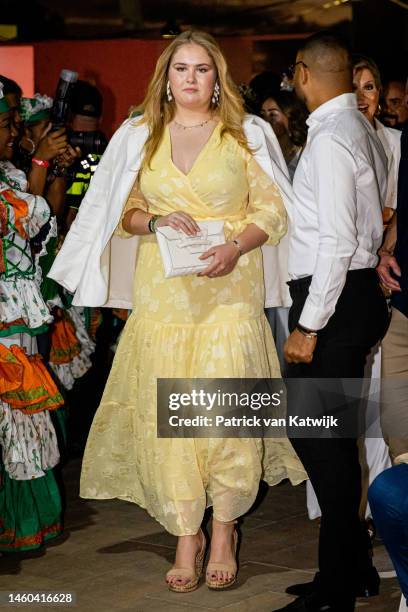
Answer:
[{"left": 296, "top": 323, "right": 318, "bottom": 339}]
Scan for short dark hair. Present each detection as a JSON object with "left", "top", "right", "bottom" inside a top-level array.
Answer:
[
  {"left": 0, "top": 75, "right": 22, "bottom": 97},
  {"left": 70, "top": 80, "right": 102, "bottom": 118},
  {"left": 249, "top": 71, "right": 281, "bottom": 102},
  {"left": 299, "top": 31, "right": 352, "bottom": 70},
  {"left": 383, "top": 77, "right": 407, "bottom": 90}
]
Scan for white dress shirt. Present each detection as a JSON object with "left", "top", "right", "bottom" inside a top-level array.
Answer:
[
  {"left": 289, "top": 93, "right": 388, "bottom": 330},
  {"left": 375, "top": 118, "right": 401, "bottom": 210}
]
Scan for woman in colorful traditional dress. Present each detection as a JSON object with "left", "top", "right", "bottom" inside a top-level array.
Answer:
[
  {"left": 0, "top": 82, "right": 66, "bottom": 552},
  {"left": 17, "top": 94, "right": 96, "bottom": 392}
]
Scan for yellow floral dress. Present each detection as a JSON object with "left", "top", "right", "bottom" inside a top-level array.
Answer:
[{"left": 80, "top": 123, "right": 306, "bottom": 535}]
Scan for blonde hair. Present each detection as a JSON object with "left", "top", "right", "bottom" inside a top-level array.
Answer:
[
  {"left": 133, "top": 30, "right": 250, "bottom": 174},
  {"left": 353, "top": 55, "right": 382, "bottom": 92}
]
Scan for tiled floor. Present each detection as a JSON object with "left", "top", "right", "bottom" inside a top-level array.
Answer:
[{"left": 0, "top": 459, "right": 400, "bottom": 612}]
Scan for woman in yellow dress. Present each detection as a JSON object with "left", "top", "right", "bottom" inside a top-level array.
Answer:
[{"left": 79, "top": 31, "right": 306, "bottom": 592}]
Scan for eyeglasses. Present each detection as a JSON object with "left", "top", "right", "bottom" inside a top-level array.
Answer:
[{"left": 287, "top": 60, "right": 308, "bottom": 79}]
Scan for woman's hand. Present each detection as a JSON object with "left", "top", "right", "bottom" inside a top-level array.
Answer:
[
  {"left": 54, "top": 145, "right": 82, "bottom": 170},
  {"left": 197, "top": 242, "right": 240, "bottom": 278},
  {"left": 34, "top": 124, "right": 69, "bottom": 162},
  {"left": 155, "top": 211, "right": 200, "bottom": 236}
]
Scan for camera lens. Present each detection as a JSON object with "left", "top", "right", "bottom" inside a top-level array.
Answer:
[{"left": 69, "top": 131, "right": 107, "bottom": 155}]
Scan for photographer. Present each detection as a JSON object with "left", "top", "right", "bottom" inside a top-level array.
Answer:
[
  {"left": 18, "top": 93, "right": 80, "bottom": 219},
  {"left": 64, "top": 81, "right": 108, "bottom": 230}
]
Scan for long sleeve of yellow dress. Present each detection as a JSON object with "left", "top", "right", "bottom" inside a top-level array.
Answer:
[
  {"left": 114, "top": 182, "right": 148, "bottom": 239},
  {"left": 225, "top": 154, "right": 288, "bottom": 246}
]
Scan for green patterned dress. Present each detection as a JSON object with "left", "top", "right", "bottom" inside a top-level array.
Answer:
[{"left": 0, "top": 162, "right": 64, "bottom": 551}]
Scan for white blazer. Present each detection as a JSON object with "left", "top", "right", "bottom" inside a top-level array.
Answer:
[
  {"left": 48, "top": 114, "right": 293, "bottom": 309},
  {"left": 375, "top": 119, "right": 401, "bottom": 211}
]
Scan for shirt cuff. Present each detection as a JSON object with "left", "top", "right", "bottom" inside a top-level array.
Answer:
[{"left": 298, "top": 298, "right": 333, "bottom": 331}]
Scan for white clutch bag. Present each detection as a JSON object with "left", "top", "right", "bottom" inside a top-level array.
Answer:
[{"left": 156, "top": 220, "right": 225, "bottom": 278}]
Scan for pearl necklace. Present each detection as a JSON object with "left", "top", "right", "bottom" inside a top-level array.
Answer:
[{"left": 173, "top": 118, "right": 212, "bottom": 130}]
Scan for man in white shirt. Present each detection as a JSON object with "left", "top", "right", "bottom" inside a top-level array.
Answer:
[{"left": 275, "top": 33, "right": 389, "bottom": 612}]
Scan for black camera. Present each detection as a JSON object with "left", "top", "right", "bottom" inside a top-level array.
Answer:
[
  {"left": 68, "top": 130, "right": 107, "bottom": 155},
  {"left": 50, "top": 69, "right": 79, "bottom": 131},
  {"left": 50, "top": 70, "right": 107, "bottom": 156}
]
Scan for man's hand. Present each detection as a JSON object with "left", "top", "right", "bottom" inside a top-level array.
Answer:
[
  {"left": 284, "top": 328, "right": 317, "bottom": 364},
  {"left": 377, "top": 253, "right": 401, "bottom": 292}
]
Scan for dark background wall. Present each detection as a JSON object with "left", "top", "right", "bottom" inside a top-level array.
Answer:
[
  {"left": 1, "top": 0, "right": 407, "bottom": 135},
  {"left": 351, "top": 0, "right": 408, "bottom": 80},
  {"left": 32, "top": 36, "right": 252, "bottom": 135}
]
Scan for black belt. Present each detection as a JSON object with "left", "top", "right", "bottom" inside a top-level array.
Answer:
[{"left": 287, "top": 268, "right": 377, "bottom": 294}]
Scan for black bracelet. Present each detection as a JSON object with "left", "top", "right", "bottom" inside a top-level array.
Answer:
[{"left": 148, "top": 215, "right": 160, "bottom": 233}]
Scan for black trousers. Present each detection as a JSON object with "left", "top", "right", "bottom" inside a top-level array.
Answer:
[{"left": 285, "top": 268, "right": 389, "bottom": 607}]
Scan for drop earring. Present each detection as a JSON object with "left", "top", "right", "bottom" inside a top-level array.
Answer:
[
  {"left": 212, "top": 81, "right": 220, "bottom": 105},
  {"left": 166, "top": 81, "right": 173, "bottom": 102}
]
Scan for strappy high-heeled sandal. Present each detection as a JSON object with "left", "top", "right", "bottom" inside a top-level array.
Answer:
[
  {"left": 206, "top": 522, "right": 239, "bottom": 590},
  {"left": 165, "top": 530, "right": 207, "bottom": 593}
]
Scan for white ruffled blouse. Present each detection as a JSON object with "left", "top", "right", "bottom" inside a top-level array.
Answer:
[{"left": 0, "top": 162, "right": 53, "bottom": 331}]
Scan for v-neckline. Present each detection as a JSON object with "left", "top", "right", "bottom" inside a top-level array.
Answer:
[{"left": 167, "top": 121, "right": 220, "bottom": 177}]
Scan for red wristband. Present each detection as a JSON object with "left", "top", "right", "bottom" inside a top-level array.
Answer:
[{"left": 32, "top": 158, "right": 50, "bottom": 168}]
